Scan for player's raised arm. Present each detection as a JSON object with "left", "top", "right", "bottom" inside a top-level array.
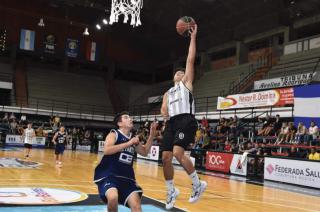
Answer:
[
  {"left": 182, "top": 24, "right": 197, "bottom": 90},
  {"left": 103, "top": 132, "right": 139, "bottom": 155},
  {"left": 136, "top": 122, "right": 158, "bottom": 156},
  {"left": 161, "top": 92, "right": 169, "bottom": 120}
]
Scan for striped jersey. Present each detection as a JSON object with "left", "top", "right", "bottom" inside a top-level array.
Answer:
[
  {"left": 24, "top": 128, "right": 34, "bottom": 144},
  {"left": 167, "top": 81, "right": 195, "bottom": 118}
]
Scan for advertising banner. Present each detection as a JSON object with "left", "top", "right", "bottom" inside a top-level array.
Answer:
[
  {"left": 264, "top": 157, "right": 320, "bottom": 188},
  {"left": 254, "top": 73, "right": 315, "bottom": 90},
  {"left": 217, "top": 88, "right": 294, "bottom": 110},
  {"left": 6, "top": 135, "right": 46, "bottom": 147},
  {"left": 137, "top": 146, "right": 160, "bottom": 161},
  {"left": 230, "top": 154, "right": 248, "bottom": 176},
  {"left": 205, "top": 152, "right": 233, "bottom": 173}
]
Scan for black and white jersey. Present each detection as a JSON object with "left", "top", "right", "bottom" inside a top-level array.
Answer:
[{"left": 167, "top": 81, "right": 195, "bottom": 118}]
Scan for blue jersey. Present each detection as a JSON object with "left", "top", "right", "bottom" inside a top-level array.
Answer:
[
  {"left": 56, "top": 132, "right": 67, "bottom": 144},
  {"left": 94, "top": 129, "right": 135, "bottom": 182}
]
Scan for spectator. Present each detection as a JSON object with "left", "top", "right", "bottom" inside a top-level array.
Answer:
[
  {"left": 9, "top": 119, "right": 18, "bottom": 134},
  {"left": 308, "top": 147, "right": 320, "bottom": 160},
  {"left": 288, "top": 147, "right": 300, "bottom": 158},
  {"left": 9, "top": 113, "right": 16, "bottom": 121},
  {"left": 201, "top": 116, "right": 208, "bottom": 129},
  {"left": 286, "top": 122, "right": 297, "bottom": 143},
  {"left": 2, "top": 113, "right": 8, "bottom": 123},
  {"left": 224, "top": 141, "right": 231, "bottom": 152},
  {"left": 273, "top": 114, "right": 282, "bottom": 135},
  {"left": 275, "top": 122, "right": 289, "bottom": 144},
  {"left": 308, "top": 121, "right": 319, "bottom": 146},
  {"left": 294, "top": 122, "right": 308, "bottom": 144},
  {"left": 35, "top": 126, "right": 45, "bottom": 137}
]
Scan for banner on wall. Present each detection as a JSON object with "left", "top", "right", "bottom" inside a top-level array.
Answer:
[
  {"left": 6, "top": 135, "right": 45, "bottom": 147},
  {"left": 44, "top": 34, "right": 56, "bottom": 54},
  {"left": 20, "top": 29, "right": 35, "bottom": 51},
  {"left": 264, "top": 157, "right": 320, "bottom": 189},
  {"left": 217, "top": 88, "right": 294, "bottom": 110},
  {"left": 66, "top": 39, "right": 79, "bottom": 58},
  {"left": 86, "top": 41, "right": 98, "bottom": 62},
  {"left": 230, "top": 154, "right": 248, "bottom": 176},
  {"left": 294, "top": 84, "right": 320, "bottom": 127},
  {"left": 137, "top": 146, "right": 160, "bottom": 161},
  {"left": 205, "top": 152, "right": 233, "bottom": 173},
  {"left": 254, "top": 73, "right": 315, "bottom": 90}
]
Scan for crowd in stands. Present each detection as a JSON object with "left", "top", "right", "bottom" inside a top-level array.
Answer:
[{"left": 193, "top": 115, "right": 319, "bottom": 161}]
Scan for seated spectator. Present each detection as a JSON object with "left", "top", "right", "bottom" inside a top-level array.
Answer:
[
  {"left": 273, "top": 114, "right": 282, "bottom": 136},
  {"left": 288, "top": 147, "right": 300, "bottom": 158},
  {"left": 308, "top": 121, "right": 319, "bottom": 146},
  {"left": 202, "top": 131, "right": 211, "bottom": 149},
  {"left": 9, "top": 113, "right": 16, "bottom": 121},
  {"left": 294, "top": 122, "right": 308, "bottom": 144},
  {"left": 260, "top": 143, "right": 271, "bottom": 156},
  {"left": 286, "top": 122, "right": 297, "bottom": 143},
  {"left": 2, "top": 113, "right": 8, "bottom": 124},
  {"left": 308, "top": 147, "right": 320, "bottom": 160},
  {"left": 36, "top": 126, "right": 45, "bottom": 137},
  {"left": 9, "top": 119, "right": 18, "bottom": 134},
  {"left": 276, "top": 122, "right": 289, "bottom": 144},
  {"left": 195, "top": 126, "right": 202, "bottom": 143},
  {"left": 201, "top": 116, "right": 208, "bottom": 130},
  {"left": 224, "top": 141, "right": 231, "bottom": 152}
]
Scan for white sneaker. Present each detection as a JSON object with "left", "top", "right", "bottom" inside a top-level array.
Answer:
[
  {"left": 189, "top": 181, "right": 207, "bottom": 203},
  {"left": 165, "top": 187, "right": 179, "bottom": 210}
]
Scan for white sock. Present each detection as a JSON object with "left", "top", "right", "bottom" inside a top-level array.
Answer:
[
  {"left": 166, "top": 180, "right": 174, "bottom": 192},
  {"left": 189, "top": 171, "right": 200, "bottom": 187}
]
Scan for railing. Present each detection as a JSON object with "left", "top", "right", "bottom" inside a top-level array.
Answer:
[{"left": 228, "top": 53, "right": 273, "bottom": 95}]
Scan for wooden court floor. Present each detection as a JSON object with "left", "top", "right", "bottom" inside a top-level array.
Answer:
[{"left": 0, "top": 148, "right": 320, "bottom": 212}]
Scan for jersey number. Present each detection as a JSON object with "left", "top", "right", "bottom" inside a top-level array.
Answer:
[{"left": 119, "top": 153, "right": 133, "bottom": 164}]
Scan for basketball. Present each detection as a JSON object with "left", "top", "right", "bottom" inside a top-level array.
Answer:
[{"left": 176, "top": 16, "right": 196, "bottom": 37}]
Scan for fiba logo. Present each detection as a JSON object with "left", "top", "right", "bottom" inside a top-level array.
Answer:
[
  {"left": 178, "top": 133, "right": 184, "bottom": 140},
  {"left": 208, "top": 155, "right": 225, "bottom": 166}
]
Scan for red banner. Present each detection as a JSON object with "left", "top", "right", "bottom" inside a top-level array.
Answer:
[{"left": 205, "top": 152, "right": 233, "bottom": 173}]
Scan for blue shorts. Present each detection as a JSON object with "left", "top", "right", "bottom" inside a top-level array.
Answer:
[
  {"left": 96, "top": 176, "right": 142, "bottom": 207},
  {"left": 55, "top": 144, "right": 65, "bottom": 155}
]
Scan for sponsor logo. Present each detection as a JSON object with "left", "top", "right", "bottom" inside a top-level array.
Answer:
[
  {"left": 266, "top": 164, "right": 274, "bottom": 174},
  {"left": 236, "top": 159, "right": 243, "bottom": 170},
  {"left": 0, "top": 158, "right": 42, "bottom": 169},
  {"left": 178, "top": 133, "right": 184, "bottom": 140},
  {"left": 208, "top": 155, "right": 225, "bottom": 166},
  {"left": 0, "top": 187, "right": 87, "bottom": 205}
]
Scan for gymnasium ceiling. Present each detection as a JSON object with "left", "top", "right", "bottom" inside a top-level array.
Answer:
[
  {"left": 42, "top": 0, "right": 320, "bottom": 61},
  {"left": 3, "top": 0, "right": 320, "bottom": 64}
]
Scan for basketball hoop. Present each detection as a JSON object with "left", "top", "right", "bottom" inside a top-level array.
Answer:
[{"left": 109, "top": 0, "right": 143, "bottom": 27}]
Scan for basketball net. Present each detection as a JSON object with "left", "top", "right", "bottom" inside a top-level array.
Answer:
[{"left": 109, "top": 0, "right": 143, "bottom": 27}]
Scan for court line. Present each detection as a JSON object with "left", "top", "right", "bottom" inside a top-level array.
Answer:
[
  {"left": 142, "top": 194, "right": 188, "bottom": 212},
  {"left": 143, "top": 188, "right": 319, "bottom": 212}
]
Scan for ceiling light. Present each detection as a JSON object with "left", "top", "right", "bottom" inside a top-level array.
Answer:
[
  {"left": 96, "top": 24, "right": 101, "bottom": 30},
  {"left": 38, "top": 18, "right": 45, "bottom": 27},
  {"left": 83, "top": 27, "right": 89, "bottom": 36},
  {"left": 102, "top": 19, "right": 108, "bottom": 25}
]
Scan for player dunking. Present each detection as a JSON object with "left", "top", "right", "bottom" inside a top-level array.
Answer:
[
  {"left": 161, "top": 24, "right": 207, "bottom": 209},
  {"left": 94, "top": 111, "right": 157, "bottom": 212},
  {"left": 52, "top": 126, "right": 67, "bottom": 167}
]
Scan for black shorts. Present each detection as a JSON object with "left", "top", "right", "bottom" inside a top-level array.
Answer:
[
  {"left": 162, "top": 114, "right": 198, "bottom": 151},
  {"left": 24, "top": 143, "right": 32, "bottom": 149},
  {"left": 96, "top": 176, "right": 142, "bottom": 207}
]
